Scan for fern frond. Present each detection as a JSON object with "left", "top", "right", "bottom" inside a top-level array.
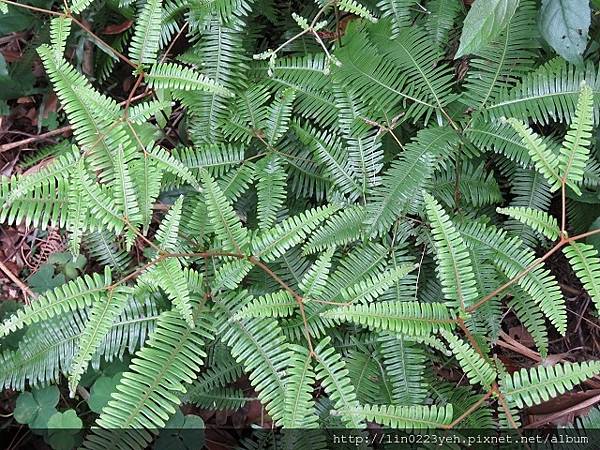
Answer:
[
  {"left": 563, "top": 242, "right": 600, "bottom": 313},
  {"left": 341, "top": 404, "right": 453, "bottom": 429},
  {"left": 376, "top": 0, "right": 416, "bottom": 36},
  {"left": 497, "top": 207, "right": 560, "bottom": 241},
  {"left": 425, "top": 0, "right": 460, "bottom": 50},
  {"left": 252, "top": 205, "right": 336, "bottom": 262},
  {"left": 441, "top": 330, "right": 496, "bottom": 388},
  {"left": 299, "top": 247, "right": 335, "bottom": 298},
  {"left": 313, "top": 336, "right": 363, "bottom": 428},
  {"left": 459, "top": 221, "right": 566, "bottom": 334},
  {"left": 303, "top": 206, "right": 365, "bottom": 255},
  {"left": 424, "top": 192, "right": 479, "bottom": 311},
  {"left": 50, "top": 16, "right": 72, "bottom": 57},
  {"left": 201, "top": 169, "right": 249, "bottom": 253},
  {"left": 217, "top": 292, "right": 290, "bottom": 424},
  {"left": 500, "top": 361, "right": 600, "bottom": 409},
  {"left": 338, "top": 0, "right": 377, "bottom": 22},
  {"left": 255, "top": 155, "right": 286, "bottom": 229},
  {"left": 69, "top": 0, "right": 94, "bottom": 14},
  {"left": 507, "top": 118, "right": 562, "bottom": 191},
  {"left": 146, "top": 62, "right": 232, "bottom": 96},
  {"left": 232, "top": 291, "right": 296, "bottom": 320},
  {"left": 283, "top": 344, "right": 318, "bottom": 428},
  {"left": 558, "top": 83, "right": 594, "bottom": 194},
  {"left": 321, "top": 301, "right": 453, "bottom": 336},
  {"left": 84, "top": 302, "right": 214, "bottom": 449},
  {"left": 0, "top": 268, "right": 112, "bottom": 338},
  {"left": 67, "top": 286, "right": 132, "bottom": 396},
  {"left": 127, "top": 100, "right": 173, "bottom": 124},
  {"left": 154, "top": 196, "right": 184, "bottom": 252},
  {"left": 146, "top": 143, "right": 201, "bottom": 190},
  {"left": 129, "top": 0, "right": 163, "bottom": 65}
]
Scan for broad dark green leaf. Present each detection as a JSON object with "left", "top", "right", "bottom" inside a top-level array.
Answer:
[{"left": 539, "top": 0, "right": 591, "bottom": 63}]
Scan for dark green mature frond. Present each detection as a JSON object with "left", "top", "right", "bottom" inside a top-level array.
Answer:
[
  {"left": 378, "top": 333, "right": 427, "bottom": 404},
  {"left": 425, "top": 0, "right": 460, "bottom": 50},
  {"left": 255, "top": 155, "right": 287, "bottom": 229},
  {"left": 500, "top": 361, "right": 600, "bottom": 409},
  {"left": 376, "top": 1, "right": 416, "bottom": 36},
  {"left": 461, "top": 0, "right": 539, "bottom": 111}
]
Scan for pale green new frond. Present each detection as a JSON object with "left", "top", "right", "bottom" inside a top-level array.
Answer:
[
  {"left": 0, "top": 268, "right": 112, "bottom": 338},
  {"left": 321, "top": 301, "right": 453, "bottom": 336},
  {"left": 313, "top": 337, "right": 363, "bottom": 428},
  {"left": 497, "top": 207, "right": 560, "bottom": 241},
  {"left": 232, "top": 291, "right": 297, "bottom": 320},
  {"left": 341, "top": 404, "right": 453, "bottom": 429},
  {"left": 252, "top": 205, "right": 337, "bottom": 262},
  {"left": 84, "top": 302, "right": 214, "bottom": 450},
  {"left": 338, "top": 0, "right": 377, "bottom": 22},
  {"left": 67, "top": 286, "right": 132, "bottom": 396},
  {"left": 146, "top": 144, "right": 200, "bottom": 190},
  {"left": 500, "top": 361, "right": 600, "bottom": 409},
  {"left": 66, "top": 174, "right": 87, "bottom": 256},
  {"left": 50, "top": 17, "right": 72, "bottom": 57},
  {"left": 201, "top": 169, "right": 249, "bottom": 254},
  {"left": 441, "top": 330, "right": 496, "bottom": 388},
  {"left": 559, "top": 84, "right": 594, "bottom": 194},
  {"left": 299, "top": 247, "right": 335, "bottom": 298},
  {"left": 283, "top": 345, "right": 318, "bottom": 428},
  {"left": 155, "top": 196, "right": 184, "bottom": 252},
  {"left": 507, "top": 118, "right": 561, "bottom": 192},
  {"left": 146, "top": 62, "right": 232, "bottom": 96},
  {"left": 424, "top": 192, "right": 479, "bottom": 311},
  {"left": 129, "top": 0, "right": 163, "bottom": 65},
  {"left": 255, "top": 155, "right": 286, "bottom": 229},
  {"left": 563, "top": 242, "right": 600, "bottom": 313}
]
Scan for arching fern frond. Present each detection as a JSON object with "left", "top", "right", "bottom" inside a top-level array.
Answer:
[
  {"left": 563, "top": 242, "right": 600, "bottom": 314},
  {"left": 340, "top": 403, "right": 453, "bottom": 430},
  {"left": 497, "top": 207, "right": 560, "bottom": 241}
]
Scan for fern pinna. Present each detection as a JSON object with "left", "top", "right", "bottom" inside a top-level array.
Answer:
[{"left": 2, "top": 0, "right": 600, "bottom": 447}]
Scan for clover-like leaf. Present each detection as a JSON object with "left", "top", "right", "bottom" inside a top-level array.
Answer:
[
  {"left": 14, "top": 385, "right": 59, "bottom": 428},
  {"left": 87, "top": 373, "right": 123, "bottom": 414},
  {"left": 46, "top": 409, "right": 83, "bottom": 450}
]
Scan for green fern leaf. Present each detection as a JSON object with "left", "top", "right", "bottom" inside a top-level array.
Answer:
[
  {"left": 563, "top": 242, "right": 600, "bottom": 313},
  {"left": 424, "top": 192, "right": 479, "bottom": 311},
  {"left": 0, "top": 268, "right": 112, "bottom": 338},
  {"left": 154, "top": 196, "right": 184, "bottom": 252},
  {"left": 313, "top": 336, "right": 363, "bottom": 428},
  {"left": 232, "top": 291, "right": 297, "bottom": 320},
  {"left": 255, "top": 155, "right": 287, "bottom": 229},
  {"left": 67, "top": 286, "right": 132, "bottom": 396},
  {"left": 558, "top": 83, "right": 594, "bottom": 194},
  {"left": 321, "top": 301, "right": 453, "bottom": 336},
  {"left": 500, "top": 361, "right": 600, "bottom": 408},
  {"left": 129, "top": 0, "right": 163, "bottom": 65},
  {"left": 497, "top": 207, "right": 560, "bottom": 241},
  {"left": 340, "top": 404, "right": 453, "bottom": 429},
  {"left": 146, "top": 62, "right": 232, "bottom": 96},
  {"left": 283, "top": 344, "right": 318, "bottom": 428},
  {"left": 441, "top": 330, "right": 496, "bottom": 388}
]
